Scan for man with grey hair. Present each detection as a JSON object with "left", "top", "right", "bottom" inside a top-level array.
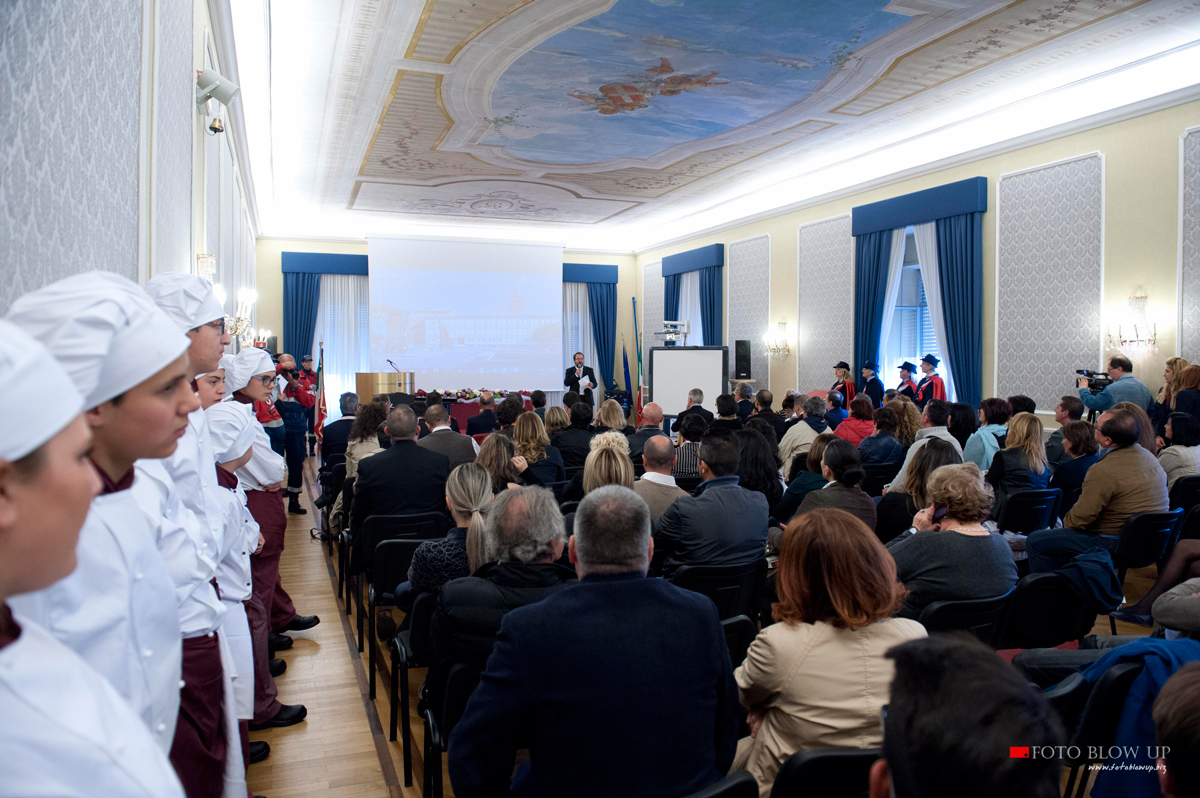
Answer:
[
  {"left": 466, "top": 390, "right": 498, "bottom": 435},
  {"left": 735, "top": 382, "right": 754, "bottom": 421},
  {"left": 317, "top": 391, "right": 358, "bottom": 462},
  {"left": 450, "top": 485, "right": 738, "bottom": 797},
  {"left": 671, "top": 386, "right": 715, "bottom": 432},
  {"left": 626, "top": 401, "right": 668, "bottom": 464},
  {"left": 431, "top": 486, "right": 576, "bottom": 667},
  {"left": 778, "top": 394, "right": 831, "bottom": 477},
  {"left": 633, "top": 434, "right": 688, "bottom": 518},
  {"left": 418, "top": 402, "right": 478, "bottom": 470}
]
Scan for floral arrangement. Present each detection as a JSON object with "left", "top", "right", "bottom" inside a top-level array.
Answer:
[{"left": 415, "top": 388, "right": 532, "bottom": 402}]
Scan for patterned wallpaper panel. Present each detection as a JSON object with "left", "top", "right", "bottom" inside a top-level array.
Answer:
[
  {"left": 152, "top": 0, "right": 193, "bottom": 274},
  {"left": 996, "top": 154, "right": 1104, "bottom": 412},
  {"left": 797, "top": 215, "right": 855, "bottom": 394},
  {"left": 641, "top": 261, "right": 663, "bottom": 385},
  {"left": 727, "top": 236, "right": 771, "bottom": 386},
  {"left": 0, "top": 0, "right": 142, "bottom": 312},
  {"left": 1183, "top": 128, "right": 1200, "bottom": 361}
]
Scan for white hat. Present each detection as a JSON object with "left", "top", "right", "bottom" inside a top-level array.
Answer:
[
  {"left": 221, "top": 348, "right": 274, "bottom": 395},
  {"left": 5, "top": 272, "right": 190, "bottom": 409},
  {"left": 0, "top": 319, "right": 85, "bottom": 461},
  {"left": 143, "top": 273, "right": 226, "bottom": 332},
  {"left": 205, "top": 401, "right": 256, "bottom": 463}
]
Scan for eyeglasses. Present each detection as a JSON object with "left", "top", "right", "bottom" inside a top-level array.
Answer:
[
  {"left": 256, "top": 375, "right": 275, "bottom": 386},
  {"left": 198, "top": 318, "right": 226, "bottom": 335}
]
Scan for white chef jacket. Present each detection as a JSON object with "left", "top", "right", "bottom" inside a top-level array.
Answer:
[
  {"left": 237, "top": 422, "right": 286, "bottom": 491},
  {"left": 8, "top": 491, "right": 183, "bottom": 753},
  {"left": 0, "top": 612, "right": 185, "bottom": 798},
  {"left": 212, "top": 476, "right": 259, "bottom": 718},
  {"left": 158, "top": 408, "right": 226, "bottom": 566}
]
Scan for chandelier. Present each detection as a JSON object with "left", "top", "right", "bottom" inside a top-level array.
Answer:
[
  {"left": 763, "top": 320, "right": 790, "bottom": 360},
  {"left": 212, "top": 284, "right": 258, "bottom": 351}
]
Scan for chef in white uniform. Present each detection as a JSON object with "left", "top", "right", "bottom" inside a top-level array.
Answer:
[{"left": 0, "top": 319, "right": 186, "bottom": 798}]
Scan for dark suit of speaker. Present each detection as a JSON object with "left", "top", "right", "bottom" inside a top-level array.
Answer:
[
  {"left": 349, "top": 440, "right": 450, "bottom": 537},
  {"left": 564, "top": 365, "right": 598, "bottom": 405}
]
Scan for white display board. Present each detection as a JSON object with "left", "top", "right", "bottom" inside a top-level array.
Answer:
[{"left": 649, "top": 346, "right": 728, "bottom": 417}]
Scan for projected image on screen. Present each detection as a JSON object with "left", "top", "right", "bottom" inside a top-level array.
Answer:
[{"left": 368, "top": 238, "right": 564, "bottom": 391}]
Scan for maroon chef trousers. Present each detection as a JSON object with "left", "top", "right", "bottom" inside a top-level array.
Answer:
[{"left": 170, "top": 634, "right": 227, "bottom": 798}]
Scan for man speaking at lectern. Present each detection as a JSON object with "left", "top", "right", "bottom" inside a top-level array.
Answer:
[{"left": 564, "top": 351, "right": 598, "bottom": 405}]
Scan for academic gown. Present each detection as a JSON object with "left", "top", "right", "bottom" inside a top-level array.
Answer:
[
  {"left": 861, "top": 376, "right": 885, "bottom": 407},
  {"left": 897, "top": 379, "right": 917, "bottom": 400},
  {"left": 831, "top": 379, "right": 856, "bottom": 403},
  {"left": 915, "top": 373, "right": 946, "bottom": 409},
  {"left": 0, "top": 608, "right": 186, "bottom": 798}
]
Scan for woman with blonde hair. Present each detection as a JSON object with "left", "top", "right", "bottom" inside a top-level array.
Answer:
[
  {"left": 985, "top": 411, "right": 1049, "bottom": 522},
  {"left": 581, "top": 445, "right": 635, "bottom": 494},
  {"left": 1158, "top": 356, "right": 1191, "bottom": 410},
  {"left": 886, "top": 396, "right": 922, "bottom": 448},
  {"left": 831, "top": 362, "right": 856, "bottom": 404},
  {"left": 512, "top": 412, "right": 566, "bottom": 483},
  {"left": 732, "top": 509, "right": 924, "bottom": 796},
  {"left": 592, "top": 398, "right": 634, "bottom": 435},
  {"left": 543, "top": 405, "right": 570, "bottom": 435}
]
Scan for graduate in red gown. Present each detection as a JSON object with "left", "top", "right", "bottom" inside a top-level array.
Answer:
[
  {"left": 915, "top": 354, "right": 947, "bottom": 410},
  {"left": 831, "top": 361, "right": 856, "bottom": 403},
  {"left": 896, "top": 361, "right": 918, "bottom": 400}
]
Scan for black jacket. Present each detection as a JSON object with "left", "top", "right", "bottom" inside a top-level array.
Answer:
[
  {"left": 626, "top": 426, "right": 668, "bottom": 464},
  {"left": 564, "top": 365, "right": 598, "bottom": 404},
  {"left": 524, "top": 446, "right": 566, "bottom": 484},
  {"left": 319, "top": 417, "right": 354, "bottom": 461},
  {"left": 861, "top": 376, "right": 885, "bottom": 408},
  {"left": 550, "top": 425, "right": 594, "bottom": 470},
  {"left": 986, "top": 448, "right": 1050, "bottom": 522},
  {"left": 749, "top": 410, "right": 787, "bottom": 441},
  {"left": 448, "top": 571, "right": 738, "bottom": 798},
  {"left": 709, "top": 417, "right": 743, "bottom": 433},
  {"left": 350, "top": 440, "right": 449, "bottom": 537},
  {"left": 465, "top": 409, "right": 497, "bottom": 436},
  {"left": 859, "top": 433, "right": 904, "bottom": 465},
  {"left": 736, "top": 399, "right": 754, "bottom": 421},
  {"left": 670, "top": 405, "right": 715, "bottom": 432},
  {"left": 652, "top": 475, "right": 769, "bottom": 577}
]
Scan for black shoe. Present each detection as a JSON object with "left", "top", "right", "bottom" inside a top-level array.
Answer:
[
  {"left": 268, "top": 631, "right": 293, "bottom": 651},
  {"left": 278, "top": 614, "right": 320, "bottom": 633},
  {"left": 249, "top": 703, "right": 308, "bottom": 730},
  {"left": 248, "top": 741, "right": 270, "bottom": 764},
  {"left": 1110, "top": 607, "right": 1154, "bottom": 628},
  {"left": 269, "top": 658, "right": 287, "bottom": 678},
  {"left": 287, "top": 497, "right": 308, "bottom": 515}
]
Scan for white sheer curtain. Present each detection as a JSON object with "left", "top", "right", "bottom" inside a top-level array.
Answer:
[
  {"left": 876, "top": 227, "right": 908, "bottom": 374},
  {"left": 679, "top": 270, "right": 705, "bottom": 346},
  {"left": 559, "top": 282, "right": 596, "bottom": 405},
  {"left": 311, "top": 274, "right": 370, "bottom": 419},
  {"left": 912, "top": 222, "right": 956, "bottom": 402}
]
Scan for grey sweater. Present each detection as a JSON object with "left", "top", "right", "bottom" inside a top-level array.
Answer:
[{"left": 885, "top": 529, "right": 1018, "bottom": 620}]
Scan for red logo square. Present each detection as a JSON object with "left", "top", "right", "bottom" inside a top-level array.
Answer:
[{"left": 1010, "top": 747, "right": 1030, "bottom": 759}]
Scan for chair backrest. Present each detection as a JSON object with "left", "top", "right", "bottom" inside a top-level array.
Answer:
[
  {"left": 916, "top": 590, "right": 1014, "bottom": 644},
  {"left": 472, "top": 433, "right": 490, "bottom": 445},
  {"left": 371, "top": 539, "right": 424, "bottom": 597},
  {"left": 1170, "top": 475, "right": 1200, "bottom": 514},
  {"left": 769, "top": 748, "right": 880, "bottom": 798},
  {"left": 683, "top": 771, "right": 758, "bottom": 798},
  {"left": 721, "top": 615, "right": 757, "bottom": 669},
  {"left": 991, "top": 573, "right": 1096, "bottom": 650},
  {"left": 1071, "top": 662, "right": 1145, "bottom": 751},
  {"left": 407, "top": 591, "right": 439, "bottom": 664},
  {"left": 1181, "top": 505, "right": 1200, "bottom": 542},
  {"left": 323, "top": 452, "right": 347, "bottom": 470},
  {"left": 440, "top": 662, "right": 483, "bottom": 742},
  {"left": 1043, "top": 672, "right": 1092, "bottom": 739},
  {"left": 673, "top": 559, "right": 768, "bottom": 621},
  {"left": 996, "top": 488, "right": 1062, "bottom": 534},
  {"left": 558, "top": 500, "right": 580, "bottom": 515},
  {"left": 676, "top": 475, "right": 704, "bottom": 493},
  {"left": 358, "top": 512, "right": 448, "bottom": 573},
  {"left": 544, "top": 480, "right": 571, "bottom": 501},
  {"left": 861, "top": 461, "right": 903, "bottom": 498},
  {"left": 1062, "top": 486, "right": 1083, "bottom": 516},
  {"left": 1113, "top": 509, "right": 1184, "bottom": 569}
]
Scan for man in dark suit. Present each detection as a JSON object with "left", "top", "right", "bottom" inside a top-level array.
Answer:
[
  {"left": 418, "top": 404, "right": 477, "bottom": 472},
  {"left": 449, "top": 485, "right": 738, "bottom": 798},
  {"left": 626, "top": 402, "right": 668, "bottom": 464},
  {"left": 350, "top": 405, "right": 450, "bottom": 537},
  {"left": 748, "top": 389, "right": 787, "bottom": 440},
  {"left": 531, "top": 389, "right": 547, "bottom": 421},
  {"left": 652, "top": 428, "right": 769, "bottom": 577},
  {"left": 563, "top": 351, "right": 598, "bottom": 405},
  {"left": 466, "top": 391, "right": 498, "bottom": 436},
  {"left": 550, "top": 401, "right": 595, "bottom": 470},
  {"left": 670, "top": 387, "right": 715, "bottom": 432},
  {"left": 735, "top": 383, "right": 754, "bottom": 422},
  {"left": 319, "top": 392, "right": 358, "bottom": 462}
]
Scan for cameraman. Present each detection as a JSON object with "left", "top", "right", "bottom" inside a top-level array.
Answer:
[{"left": 1077, "top": 354, "right": 1154, "bottom": 413}]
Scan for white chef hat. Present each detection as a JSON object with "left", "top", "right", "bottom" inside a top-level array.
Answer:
[
  {"left": 221, "top": 348, "right": 275, "bottom": 395},
  {"left": 205, "top": 401, "right": 257, "bottom": 463},
  {"left": 0, "top": 319, "right": 86, "bottom": 461},
  {"left": 5, "top": 272, "right": 190, "bottom": 409},
  {"left": 143, "top": 273, "right": 226, "bottom": 332}
]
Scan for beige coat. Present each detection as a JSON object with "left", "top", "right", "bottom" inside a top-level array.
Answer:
[{"left": 732, "top": 617, "right": 927, "bottom": 796}]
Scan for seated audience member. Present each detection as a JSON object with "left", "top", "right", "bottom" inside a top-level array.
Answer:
[
  {"left": 423, "top": 391, "right": 461, "bottom": 433},
  {"left": 750, "top": 390, "right": 787, "bottom": 440},
  {"left": 1027, "top": 409, "right": 1169, "bottom": 573},
  {"left": 869, "top": 636, "right": 1064, "bottom": 798},
  {"left": 320, "top": 392, "right": 358, "bottom": 461},
  {"left": 476, "top": 434, "right": 522, "bottom": 493},
  {"left": 593, "top": 398, "right": 635, "bottom": 435},
  {"left": 775, "top": 434, "right": 836, "bottom": 526},
  {"left": 495, "top": 394, "right": 524, "bottom": 438},
  {"left": 512, "top": 412, "right": 566, "bottom": 484},
  {"left": 626, "top": 402, "right": 668, "bottom": 463},
  {"left": 671, "top": 388, "right": 715, "bottom": 432},
  {"left": 947, "top": 402, "right": 979, "bottom": 450},
  {"left": 824, "top": 390, "right": 848, "bottom": 431},
  {"left": 886, "top": 464, "right": 1018, "bottom": 619},
  {"left": 962, "top": 397, "right": 1011, "bottom": 470},
  {"left": 418, "top": 403, "right": 477, "bottom": 472},
  {"left": 1113, "top": 400, "right": 1160, "bottom": 451},
  {"left": 834, "top": 396, "right": 876, "bottom": 446},
  {"left": 530, "top": 389, "right": 547, "bottom": 420},
  {"left": 1008, "top": 394, "right": 1037, "bottom": 416},
  {"left": 736, "top": 382, "right": 755, "bottom": 421},
  {"left": 736, "top": 428, "right": 783, "bottom": 518},
  {"left": 653, "top": 429, "right": 770, "bottom": 577},
  {"left": 1110, "top": 540, "right": 1200, "bottom": 627},
  {"left": 466, "top": 391, "right": 498, "bottom": 436},
  {"left": 582, "top": 442, "right": 635, "bottom": 494},
  {"left": 884, "top": 388, "right": 899, "bottom": 403},
  {"left": 350, "top": 405, "right": 450, "bottom": 537},
  {"left": 734, "top": 510, "right": 925, "bottom": 795},
  {"left": 859, "top": 406, "right": 905, "bottom": 466},
  {"left": 772, "top": 439, "right": 874, "bottom": 548},
  {"left": 779, "top": 394, "right": 799, "bottom": 429},
  {"left": 329, "top": 399, "right": 388, "bottom": 520},
  {"left": 1155, "top": 357, "right": 1191, "bottom": 431},
  {"left": 412, "top": 396, "right": 428, "bottom": 423},
  {"left": 562, "top": 390, "right": 580, "bottom": 410},
  {"left": 887, "top": 399, "right": 962, "bottom": 493},
  {"left": 986, "top": 412, "right": 1050, "bottom": 522},
  {"left": 1048, "top": 420, "right": 1101, "bottom": 509},
  {"left": 1078, "top": 354, "right": 1154, "bottom": 414},
  {"left": 874, "top": 439, "right": 962, "bottom": 545},
  {"left": 1158, "top": 412, "right": 1200, "bottom": 489},
  {"left": 711, "top": 393, "right": 744, "bottom": 432},
  {"left": 1154, "top": 662, "right": 1200, "bottom": 798},
  {"left": 887, "top": 396, "right": 922, "bottom": 448},
  {"left": 431, "top": 486, "right": 576, "bottom": 668},
  {"left": 550, "top": 401, "right": 595, "bottom": 470},
  {"left": 672, "top": 413, "right": 707, "bottom": 479},
  {"left": 1046, "top": 394, "right": 1086, "bottom": 465},
  {"left": 449, "top": 486, "right": 738, "bottom": 798},
  {"left": 1171, "top": 364, "right": 1200, "bottom": 425},
  {"left": 744, "top": 417, "right": 782, "bottom": 470},
  {"left": 543, "top": 405, "right": 570, "bottom": 436},
  {"left": 388, "top": 392, "right": 407, "bottom": 408},
  {"left": 634, "top": 436, "right": 689, "bottom": 518},
  {"left": 778, "top": 396, "right": 829, "bottom": 477}
]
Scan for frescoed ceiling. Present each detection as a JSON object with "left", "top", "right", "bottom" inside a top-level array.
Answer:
[{"left": 263, "top": 0, "right": 1200, "bottom": 248}]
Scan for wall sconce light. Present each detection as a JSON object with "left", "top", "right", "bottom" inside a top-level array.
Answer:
[
  {"left": 1106, "top": 293, "right": 1157, "bottom": 362},
  {"left": 196, "top": 253, "right": 216, "bottom": 283},
  {"left": 763, "top": 320, "right": 790, "bottom": 360},
  {"left": 213, "top": 284, "right": 257, "bottom": 352}
]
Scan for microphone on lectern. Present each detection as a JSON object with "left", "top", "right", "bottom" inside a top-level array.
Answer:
[{"left": 386, "top": 358, "right": 399, "bottom": 372}]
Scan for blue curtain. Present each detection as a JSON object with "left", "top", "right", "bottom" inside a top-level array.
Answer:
[
  {"left": 936, "top": 212, "right": 984, "bottom": 408},
  {"left": 853, "top": 230, "right": 894, "bottom": 376},
  {"left": 698, "top": 266, "right": 723, "bottom": 346},
  {"left": 586, "top": 282, "right": 617, "bottom": 391},
  {"left": 283, "top": 272, "right": 321, "bottom": 361},
  {"left": 664, "top": 272, "right": 681, "bottom": 346}
]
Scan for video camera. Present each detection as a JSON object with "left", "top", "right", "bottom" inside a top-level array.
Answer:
[{"left": 1076, "top": 369, "right": 1112, "bottom": 395}]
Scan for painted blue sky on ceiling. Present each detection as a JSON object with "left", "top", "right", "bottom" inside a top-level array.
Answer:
[{"left": 482, "top": 0, "right": 906, "bottom": 165}]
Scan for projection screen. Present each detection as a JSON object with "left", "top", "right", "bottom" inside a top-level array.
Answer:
[{"left": 367, "top": 237, "right": 564, "bottom": 391}]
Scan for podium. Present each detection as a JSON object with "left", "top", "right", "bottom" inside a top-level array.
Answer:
[{"left": 356, "top": 371, "right": 415, "bottom": 400}]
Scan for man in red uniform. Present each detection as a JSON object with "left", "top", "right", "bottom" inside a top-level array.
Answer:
[
  {"left": 298, "top": 355, "right": 318, "bottom": 456},
  {"left": 914, "top": 354, "right": 946, "bottom": 410}
]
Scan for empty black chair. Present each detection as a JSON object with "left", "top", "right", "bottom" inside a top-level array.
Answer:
[
  {"left": 1061, "top": 662, "right": 1145, "bottom": 798},
  {"left": 860, "top": 461, "right": 903, "bottom": 498},
  {"left": 995, "top": 488, "right": 1062, "bottom": 534},
  {"left": 770, "top": 747, "right": 880, "bottom": 798},
  {"left": 991, "top": 572, "right": 1096, "bottom": 650},
  {"left": 387, "top": 590, "right": 438, "bottom": 787},
  {"left": 1109, "top": 509, "right": 1183, "bottom": 633},
  {"left": 1170, "top": 475, "right": 1200, "bottom": 514},
  {"left": 422, "top": 662, "right": 482, "bottom": 798},
  {"left": 916, "top": 590, "right": 1014, "bottom": 644},
  {"left": 684, "top": 771, "right": 758, "bottom": 798},
  {"left": 721, "top": 614, "right": 757, "bottom": 669},
  {"left": 369, "top": 539, "right": 426, "bottom": 699},
  {"left": 675, "top": 475, "right": 704, "bottom": 493},
  {"left": 673, "top": 559, "right": 768, "bottom": 622}
]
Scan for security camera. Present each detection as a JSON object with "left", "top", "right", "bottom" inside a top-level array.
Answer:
[{"left": 196, "top": 69, "right": 240, "bottom": 107}]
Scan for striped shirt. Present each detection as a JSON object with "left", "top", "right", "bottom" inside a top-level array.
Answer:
[{"left": 672, "top": 441, "right": 701, "bottom": 478}]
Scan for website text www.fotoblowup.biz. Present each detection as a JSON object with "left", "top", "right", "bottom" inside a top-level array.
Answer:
[{"left": 1009, "top": 745, "right": 1169, "bottom": 771}]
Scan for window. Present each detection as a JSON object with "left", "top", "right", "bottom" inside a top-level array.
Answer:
[{"left": 883, "top": 229, "right": 940, "bottom": 374}]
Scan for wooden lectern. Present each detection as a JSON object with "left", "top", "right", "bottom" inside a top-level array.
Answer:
[{"left": 356, "top": 371, "right": 415, "bottom": 400}]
